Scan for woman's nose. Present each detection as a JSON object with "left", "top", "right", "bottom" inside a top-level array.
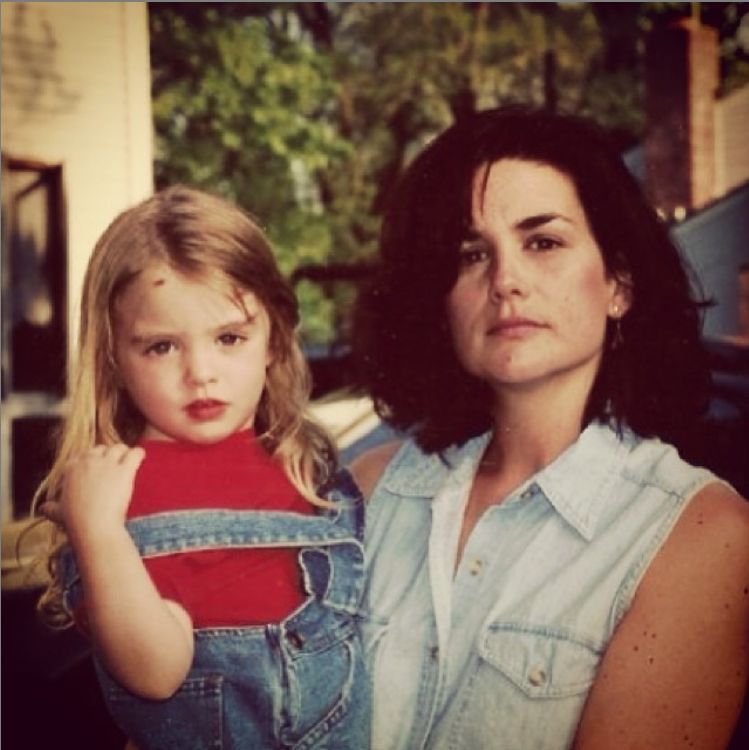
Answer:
[{"left": 489, "top": 251, "right": 528, "bottom": 301}]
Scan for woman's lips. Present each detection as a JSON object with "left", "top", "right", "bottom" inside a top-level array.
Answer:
[
  {"left": 185, "top": 399, "right": 227, "bottom": 421},
  {"left": 486, "top": 318, "right": 545, "bottom": 338}
]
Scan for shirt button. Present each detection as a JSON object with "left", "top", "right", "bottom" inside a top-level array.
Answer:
[
  {"left": 528, "top": 665, "right": 547, "bottom": 686},
  {"left": 521, "top": 487, "right": 535, "bottom": 500},
  {"left": 286, "top": 631, "right": 305, "bottom": 649},
  {"left": 430, "top": 645, "right": 439, "bottom": 660},
  {"left": 468, "top": 558, "right": 484, "bottom": 576}
]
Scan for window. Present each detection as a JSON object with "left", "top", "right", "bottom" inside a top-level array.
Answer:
[{"left": 1, "top": 157, "right": 67, "bottom": 521}]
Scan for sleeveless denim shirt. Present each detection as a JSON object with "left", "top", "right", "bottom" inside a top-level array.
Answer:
[
  {"left": 362, "top": 421, "right": 722, "bottom": 750},
  {"left": 59, "top": 470, "right": 370, "bottom": 750}
]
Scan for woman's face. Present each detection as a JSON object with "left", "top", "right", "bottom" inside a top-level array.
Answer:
[{"left": 446, "top": 158, "right": 629, "bottom": 398}]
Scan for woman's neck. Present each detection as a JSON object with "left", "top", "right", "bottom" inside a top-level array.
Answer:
[
  {"left": 482, "top": 370, "right": 593, "bottom": 479},
  {"left": 455, "top": 372, "right": 595, "bottom": 571},
  {"left": 455, "top": 369, "right": 597, "bottom": 571}
]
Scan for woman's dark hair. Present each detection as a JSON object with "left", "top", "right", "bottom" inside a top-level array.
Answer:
[{"left": 353, "top": 106, "right": 710, "bottom": 453}]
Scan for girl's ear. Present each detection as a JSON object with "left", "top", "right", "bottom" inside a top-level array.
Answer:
[
  {"left": 265, "top": 333, "right": 276, "bottom": 368},
  {"left": 108, "top": 352, "right": 123, "bottom": 386}
]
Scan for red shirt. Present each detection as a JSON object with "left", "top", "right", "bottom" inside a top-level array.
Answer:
[{"left": 127, "top": 430, "right": 313, "bottom": 627}]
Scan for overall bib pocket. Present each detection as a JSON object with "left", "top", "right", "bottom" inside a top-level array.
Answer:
[
  {"left": 283, "top": 629, "right": 369, "bottom": 750},
  {"left": 98, "top": 666, "right": 224, "bottom": 750}
]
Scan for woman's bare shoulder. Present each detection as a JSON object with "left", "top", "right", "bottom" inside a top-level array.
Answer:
[
  {"left": 670, "top": 481, "right": 749, "bottom": 560},
  {"left": 574, "top": 482, "right": 749, "bottom": 749},
  {"left": 348, "top": 440, "right": 403, "bottom": 500},
  {"left": 643, "top": 482, "right": 749, "bottom": 606}
]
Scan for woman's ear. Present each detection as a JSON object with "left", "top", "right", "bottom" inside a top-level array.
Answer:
[{"left": 609, "top": 273, "right": 633, "bottom": 318}]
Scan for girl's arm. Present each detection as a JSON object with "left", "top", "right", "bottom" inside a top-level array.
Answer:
[
  {"left": 573, "top": 483, "right": 749, "bottom": 750},
  {"left": 61, "top": 444, "right": 194, "bottom": 700}
]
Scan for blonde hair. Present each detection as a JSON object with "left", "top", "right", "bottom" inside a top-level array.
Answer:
[{"left": 37, "top": 185, "right": 336, "bottom": 625}]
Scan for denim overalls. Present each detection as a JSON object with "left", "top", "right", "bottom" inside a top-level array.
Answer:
[{"left": 60, "top": 470, "right": 370, "bottom": 750}]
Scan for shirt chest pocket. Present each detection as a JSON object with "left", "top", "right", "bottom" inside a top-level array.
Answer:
[{"left": 477, "top": 622, "right": 602, "bottom": 699}]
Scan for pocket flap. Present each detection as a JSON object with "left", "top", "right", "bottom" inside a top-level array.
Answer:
[{"left": 477, "top": 623, "right": 601, "bottom": 699}]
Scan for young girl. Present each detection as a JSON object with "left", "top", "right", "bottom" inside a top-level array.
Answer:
[{"left": 36, "top": 185, "right": 370, "bottom": 750}]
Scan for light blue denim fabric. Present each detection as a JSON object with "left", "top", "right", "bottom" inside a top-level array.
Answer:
[
  {"left": 362, "top": 421, "right": 722, "bottom": 750},
  {"left": 59, "top": 470, "right": 370, "bottom": 750}
]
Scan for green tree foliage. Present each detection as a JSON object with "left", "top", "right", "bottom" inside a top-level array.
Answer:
[
  {"left": 149, "top": 2, "right": 748, "bottom": 344},
  {"left": 151, "top": 3, "right": 349, "bottom": 275}
]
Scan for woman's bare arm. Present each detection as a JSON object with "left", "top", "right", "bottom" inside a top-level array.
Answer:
[
  {"left": 348, "top": 440, "right": 402, "bottom": 500},
  {"left": 574, "top": 483, "right": 749, "bottom": 750}
]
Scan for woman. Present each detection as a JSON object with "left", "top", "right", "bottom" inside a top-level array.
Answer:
[{"left": 351, "top": 107, "right": 749, "bottom": 750}]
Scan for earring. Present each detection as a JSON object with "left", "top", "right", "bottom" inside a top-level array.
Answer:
[{"left": 610, "top": 306, "right": 624, "bottom": 350}]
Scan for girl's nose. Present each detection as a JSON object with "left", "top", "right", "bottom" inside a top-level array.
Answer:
[{"left": 184, "top": 348, "right": 217, "bottom": 386}]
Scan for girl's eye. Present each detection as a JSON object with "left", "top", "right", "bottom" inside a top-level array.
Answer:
[
  {"left": 526, "top": 235, "right": 561, "bottom": 252},
  {"left": 145, "top": 341, "right": 174, "bottom": 356},
  {"left": 217, "top": 332, "right": 245, "bottom": 346}
]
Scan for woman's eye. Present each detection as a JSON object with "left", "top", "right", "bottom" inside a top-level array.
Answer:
[
  {"left": 217, "top": 332, "right": 245, "bottom": 346},
  {"left": 458, "top": 247, "right": 490, "bottom": 266},
  {"left": 526, "top": 235, "right": 561, "bottom": 252},
  {"left": 145, "top": 341, "right": 174, "bottom": 356}
]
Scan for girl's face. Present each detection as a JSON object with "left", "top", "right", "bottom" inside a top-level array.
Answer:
[
  {"left": 113, "top": 263, "right": 273, "bottom": 444},
  {"left": 446, "top": 158, "right": 629, "bottom": 399}
]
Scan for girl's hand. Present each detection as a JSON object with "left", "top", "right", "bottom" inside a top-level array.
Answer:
[
  {"left": 61, "top": 444, "right": 145, "bottom": 540},
  {"left": 50, "top": 443, "right": 195, "bottom": 699}
]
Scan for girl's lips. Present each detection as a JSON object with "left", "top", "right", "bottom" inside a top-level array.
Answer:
[{"left": 185, "top": 399, "right": 227, "bottom": 421}]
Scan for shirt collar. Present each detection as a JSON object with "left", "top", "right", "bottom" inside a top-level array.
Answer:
[
  {"left": 383, "top": 421, "right": 638, "bottom": 540},
  {"left": 382, "top": 433, "right": 490, "bottom": 498},
  {"left": 526, "top": 421, "right": 637, "bottom": 540}
]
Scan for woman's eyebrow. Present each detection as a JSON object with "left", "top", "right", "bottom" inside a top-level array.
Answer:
[
  {"left": 515, "top": 212, "right": 573, "bottom": 231},
  {"left": 461, "top": 226, "right": 485, "bottom": 242}
]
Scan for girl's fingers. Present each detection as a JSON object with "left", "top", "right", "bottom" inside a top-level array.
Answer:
[
  {"left": 122, "top": 446, "right": 146, "bottom": 468},
  {"left": 104, "top": 443, "right": 132, "bottom": 463},
  {"left": 38, "top": 501, "right": 63, "bottom": 524},
  {"left": 84, "top": 443, "right": 140, "bottom": 463},
  {"left": 65, "top": 444, "right": 145, "bottom": 472}
]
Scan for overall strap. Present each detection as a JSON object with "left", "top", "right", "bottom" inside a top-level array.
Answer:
[
  {"left": 304, "top": 469, "right": 366, "bottom": 613},
  {"left": 58, "top": 468, "right": 366, "bottom": 617}
]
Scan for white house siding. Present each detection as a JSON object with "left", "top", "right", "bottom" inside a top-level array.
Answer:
[
  {"left": 1, "top": 1, "right": 153, "bottom": 355},
  {"left": 1, "top": 2, "right": 152, "bottom": 526},
  {"left": 714, "top": 85, "right": 749, "bottom": 198}
]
